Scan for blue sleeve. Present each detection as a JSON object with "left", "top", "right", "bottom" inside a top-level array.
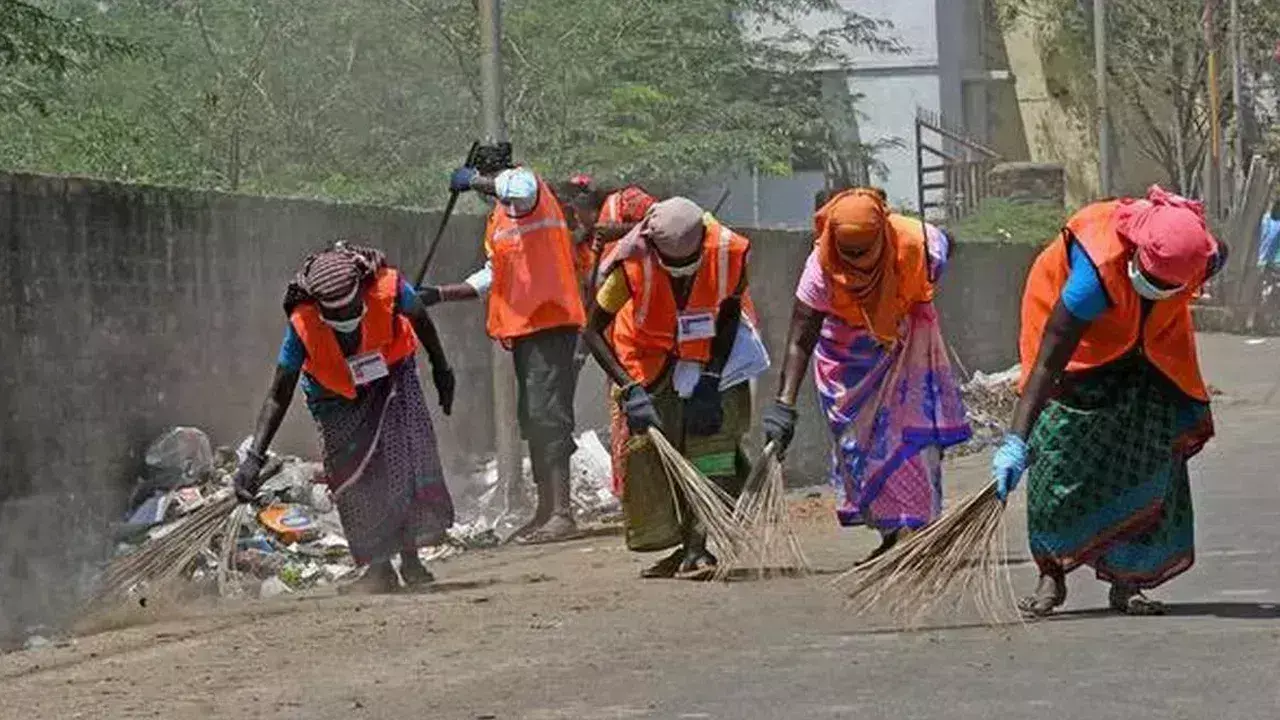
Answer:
[
  {"left": 396, "top": 278, "right": 419, "bottom": 313},
  {"left": 277, "top": 325, "right": 306, "bottom": 372},
  {"left": 1061, "top": 242, "right": 1108, "bottom": 321}
]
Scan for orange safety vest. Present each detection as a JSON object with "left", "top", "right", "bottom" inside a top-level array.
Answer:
[
  {"left": 821, "top": 213, "right": 935, "bottom": 331},
  {"left": 483, "top": 176, "right": 587, "bottom": 342},
  {"left": 289, "top": 267, "right": 418, "bottom": 400},
  {"left": 610, "top": 218, "right": 753, "bottom": 387},
  {"left": 1017, "top": 200, "right": 1209, "bottom": 401}
]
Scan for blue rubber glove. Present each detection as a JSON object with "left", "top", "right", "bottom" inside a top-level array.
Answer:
[
  {"left": 991, "top": 434, "right": 1029, "bottom": 502},
  {"left": 449, "top": 167, "right": 478, "bottom": 193},
  {"left": 621, "top": 384, "right": 662, "bottom": 435}
]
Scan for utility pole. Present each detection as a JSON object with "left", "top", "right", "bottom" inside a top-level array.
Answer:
[
  {"left": 1093, "top": 0, "right": 1112, "bottom": 197},
  {"left": 1229, "top": 0, "right": 1246, "bottom": 204},
  {"left": 1205, "top": 0, "right": 1223, "bottom": 218},
  {"left": 477, "top": 0, "right": 523, "bottom": 506}
]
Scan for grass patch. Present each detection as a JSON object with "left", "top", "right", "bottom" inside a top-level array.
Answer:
[{"left": 949, "top": 199, "right": 1069, "bottom": 245}]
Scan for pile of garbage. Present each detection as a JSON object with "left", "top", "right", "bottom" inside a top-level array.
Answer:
[
  {"left": 955, "top": 365, "right": 1019, "bottom": 456},
  {"left": 110, "top": 427, "right": 620, "bottom": 599}
]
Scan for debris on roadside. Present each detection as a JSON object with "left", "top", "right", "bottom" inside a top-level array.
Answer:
[
  {"left": 954, "top": 365, "right": 1019, "bottom": 456},
  {"left": 93, "top": 426, "right": 622, "bottom": 604}
]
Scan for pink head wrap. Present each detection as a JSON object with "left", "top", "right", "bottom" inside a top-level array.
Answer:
[{"left": 1114, "top": 185, "right": 1218, "bottom": 287}]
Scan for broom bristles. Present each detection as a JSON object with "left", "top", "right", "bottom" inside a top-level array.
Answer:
[
  {"left": 87, "top": 495, "right": 241, "bottom": 610},
  {"left": 715, "top": 443, "right": 810, "bottom": 581},
  {"left": 646, "top": 428, "right": 748, "bottom": 569},
  {"left": 834, "top": 482, "right": 1020, "bottom": 628}
]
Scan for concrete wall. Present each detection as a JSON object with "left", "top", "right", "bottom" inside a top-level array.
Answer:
[{"left": 0, "top": 172, "right": 1030, "bottom": 637}]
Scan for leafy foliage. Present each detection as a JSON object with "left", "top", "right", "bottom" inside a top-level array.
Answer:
[
  {"left": 949, "top": 198, "right": 1069, "bottom": 245},
  {"left": 0, "top": 0, "right": 140, "bottom": 111},
  {"left": 996, "top": 0, "right": 1280, "bottom": 195},
  {"left": 0, "top": 0, "right": 900, "bottom": 205}
]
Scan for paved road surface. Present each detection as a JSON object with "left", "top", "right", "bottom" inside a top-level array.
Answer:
[{"left": 1, "top": 335, "right": 1277, "bottom": 719}]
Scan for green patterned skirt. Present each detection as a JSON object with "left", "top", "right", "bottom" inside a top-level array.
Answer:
[{"left": 1027, "top": 355, "right": 1214, "bottom": 589}]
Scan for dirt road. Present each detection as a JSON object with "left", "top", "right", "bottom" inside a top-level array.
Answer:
[{"left": 2, "top": 334, "right": 1278, "bottom": 719}]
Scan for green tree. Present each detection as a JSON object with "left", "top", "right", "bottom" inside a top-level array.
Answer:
[
  {"left": 0, "top": 0, "right": 138, "bottom": 110},
  {"left": 0, "top": 0, "right": 899, "bottom": 204}
]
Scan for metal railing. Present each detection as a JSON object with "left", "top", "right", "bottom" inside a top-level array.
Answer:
[{"left": 915, "top": 106, "right": 1001, "bottom": 221}]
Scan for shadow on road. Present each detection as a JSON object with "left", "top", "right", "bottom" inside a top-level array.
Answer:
[{"left": 1052, "top": 601, "right": 1280, "bottom": 621}]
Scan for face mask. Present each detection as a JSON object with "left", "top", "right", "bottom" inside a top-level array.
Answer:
[
  {"left": 322, "top": 304, "right": 365, "bottom": 333},
  {"left": 659, "top": 254, "right": 702, "bottom": 278},
  {"left": 1128, "top": 257, "right": 1183, "bottom": 301}
]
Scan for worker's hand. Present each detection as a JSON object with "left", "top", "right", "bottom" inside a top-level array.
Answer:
[
  {"left": 449, "top": 167, "right": 479, "bottom": 193},
  {"left": 431, "top": 364, "right": 456, "bottom": 416},
  {"left": 620, "top": 384, "right": 662, "bottom": 435},
  {"left": 684, "top": 373, "right": 724, "bottom": 437},
  {"left": 762, "top": 400, "right": 799, "bottom": 458},
  {"left": 992, "top": 434, "right": 1029, "bottom": 502},
  {"left": 417, "top": 285, "right": 443, "bottom": 307},
  {"left": 233, "top": 451, "right": 267, "bottom": 503}
]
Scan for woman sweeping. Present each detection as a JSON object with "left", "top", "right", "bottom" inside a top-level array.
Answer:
[
  {"left": 994, "top": 186, "right": 1225, "bottom": 616},
  {"left": 233, "top": 242, "right": 457, "bottom": 594},
  {"left": 763, "top": 188, "right": 971, "bottom": 562}
]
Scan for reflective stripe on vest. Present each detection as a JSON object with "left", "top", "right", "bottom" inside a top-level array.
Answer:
[
  {"left": 290, "top": 268, "right": 418, "bottom": 400},
  {"left": 483, "top": 177, "right": 587, "bottom": 342},
  {"left": 614, "top": 221, "right": 749, "bottom": 385}
]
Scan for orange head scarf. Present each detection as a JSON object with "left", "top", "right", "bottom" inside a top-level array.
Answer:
[{"left": 814, "top": 188, "right": 902, "bottom": 345}]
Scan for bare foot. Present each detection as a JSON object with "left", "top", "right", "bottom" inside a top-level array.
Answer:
[
  {"left": 640, "top": 549, "right": 683, "bottom": 579},
  {"left": 514, "top": 514, "right": 585, "bottom": 546},
  {"left": 674, "top": 548, "right": 718, "bottom": 581}
]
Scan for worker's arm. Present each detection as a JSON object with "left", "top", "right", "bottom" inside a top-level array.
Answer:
[
  {"left": 247, "top": 365, "right": 299, "bottom": 459},
  {"left": 420, "top": 262, "right": 489, "bottom": 304},
  {"left": 582, "top": 304, "right": 634, "bottom": 389},
  {"left": 775, "top": 299, "right": 827, "bottom": 406},
  {"left": 1008, "top": 300, "right": 1089, "bottom": 439}
]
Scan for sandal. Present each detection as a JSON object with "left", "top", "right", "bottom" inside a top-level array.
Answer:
[
  {"left": 399, "top": 555, "right": 435, "bottom": 588},
  {"left": 640, "top": 549, "right": 684, "bottom": 579},
  {"left": 340, "top": 562, "right": 400, "bottom": 596},
  {"left": 673, "top": 551, "right": 719, "bottom": 581},
  {"left": 1109, "top": 585, "right": 1167, "bottom": 616},
  {"left": 1018, "top": 573, "right": 1067, "bottom": 617}
]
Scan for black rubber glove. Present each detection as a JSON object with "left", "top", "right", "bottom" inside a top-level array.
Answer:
[
  {"left": 233, "top": 451, "right": 267, "bottom": 503},
  {"left": 418, "top": 285, "right": 443, "bottom": 307},
  {"left": 621, "top": 384, "right": 662, "bottom": 435},
  {"left": 762, "top": 400, "right": 799, "bottom": 457},
  {"left": 684, "top": 373, "right": 724, "bottom": 437},
  {"left": 432, "top": 365, "right": 456, "bottom": 416}
]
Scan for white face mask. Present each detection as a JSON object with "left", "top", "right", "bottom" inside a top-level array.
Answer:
[
  {"left": 1128, "top": 257, "right": 1183, "bottom": 301},
  {"left": 322, "top": 304, "right": 366, "bottom": 333}
]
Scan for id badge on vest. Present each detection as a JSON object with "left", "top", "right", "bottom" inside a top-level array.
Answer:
[
  {"left": 348, "top": 351, "right": 390, "bottom": 386},
  {"left": 677, "top": 311, "right": 717, "bottom": 342}
]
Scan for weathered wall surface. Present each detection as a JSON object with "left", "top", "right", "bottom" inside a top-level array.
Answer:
[{"left": 0, "top": 172, "right": 1029, "bottom": 636}]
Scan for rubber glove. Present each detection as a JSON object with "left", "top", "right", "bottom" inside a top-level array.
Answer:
[
  {"left": 417, "top": 285, "right": 443, "bottom": 307},
  {"left": 684, "top": 373, "right": 724, "bottom": 437},
  {"left": 431, "top": 365, "right": 456, "bottom": 416},
  {"left": 233, "top": 451, "right": 267, "bottom": 503},
  {"left": 621, "top": 384, "right": 662, "bottom": 435},
  {"left": 762, "top": 400, "right": 799, "bottom": 457},
  {"left": 992, "top": 434, "right": 1029, "bottom": 502},
  {"left": 449, "top": 167, "right": 478, "bottom": 193}
]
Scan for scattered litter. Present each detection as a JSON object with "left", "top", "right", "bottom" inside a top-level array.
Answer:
[
  {"left": 93, "top": 426, "right": 623, "bottom": 604},
  {"left": 257, "top": 504, "right": 321, "bottom": 545},
  {"left": 1246, "top": 338, "right": 1267, "bottom": 345},
  {"left": 23, "top": 635, "right": 50, "bottom": 651},
  {"left": 259, "top": 577, "right": 292, "bottom": 599},
  {"left": 954, "top": 364, "right": 1020, "bottom": 456}
]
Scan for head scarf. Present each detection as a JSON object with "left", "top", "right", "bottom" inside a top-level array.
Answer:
[
  {"left": 814, "top": 187, "right": 901, "bottom": 345},
  {"left": 640, "top": 197, "right": 705, "bottom": 260},
  {"left": 1114, "top": 185, "right": 1217, "bottom": 288},
  {"left": 283, "top": 241, "right": 386, "bottom": 315},
  {"left": 614, "top": 185, "right": 658, "bottom": 224}
]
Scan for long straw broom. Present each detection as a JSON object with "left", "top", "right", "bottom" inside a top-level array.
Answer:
[
  {"left": 645, "top": 428, "right": 748, "bottom": 569},
  {"left": 833, "top": 481, "right": 1020, "bottom": 628},
  {"left": 714, "top": 442, "right": 810, "bottom": 581},
  {"left": 86, "top": 495, "right": 243, "bottom": 610}
]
